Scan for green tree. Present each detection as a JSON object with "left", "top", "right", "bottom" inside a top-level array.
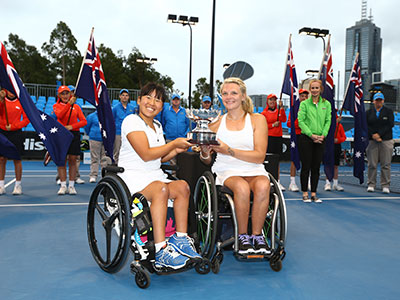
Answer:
[
  {"left": 42, "top": 21, "right": 81, "bottom": 85},
  {"left": 192, "top": 77, "right": 223, "bottom": 108},
  {"left": 4, "top": 34, "right": 55, "bottom": 84}
]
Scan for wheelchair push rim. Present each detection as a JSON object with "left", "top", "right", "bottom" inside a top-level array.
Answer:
[{"left": 87, "top": 174, "right": 131, "bottom": 273}]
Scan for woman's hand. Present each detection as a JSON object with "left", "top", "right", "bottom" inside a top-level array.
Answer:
[
  {"left": 65, "top": 125, "right": 73, "bottom": 130},
  {"left": 68, "top": 97, "right": 76, "bottom": 106},
  {"left": 172, "top": 137, "right": 193, "bottom": 151},
  {"left": 211, "top": 139, "right": 233, "bottom": 156},
  {"left": 0, "top": 90, "right": 6, "bottom": 102}
]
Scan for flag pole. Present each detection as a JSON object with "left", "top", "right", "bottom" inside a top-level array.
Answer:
[
  {"left": 318, "top": 34, "right": 331, "bottom": 79},
  {"left": 75, "top": 27, "right": 94, "bottom": 88},
  {"left": 278, "top": 34, "right": 292, "bottom": 121}
]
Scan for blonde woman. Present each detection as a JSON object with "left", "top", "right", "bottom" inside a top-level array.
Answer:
[{"left": 200, "top": 77, "right": 271, "bottom": 255}]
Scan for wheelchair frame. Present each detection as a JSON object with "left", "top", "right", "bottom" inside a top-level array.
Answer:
[
  {"left": 193, "top": 170, "right": 287, "bottom": 273},
  {"left": 87, "top": 166, "right": 209, "bottom": 289}
]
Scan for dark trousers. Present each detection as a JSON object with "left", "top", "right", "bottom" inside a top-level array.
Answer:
[{"left": 298, "top": 134, "right": 325, "bottom": 193}]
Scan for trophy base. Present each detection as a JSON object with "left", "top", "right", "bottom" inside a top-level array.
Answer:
[
  {"left": 187, "top": 132, "right": 219, "bottom": 145},
  {"left": 188, "top": 139, "right": 220, "bottom": 146}
]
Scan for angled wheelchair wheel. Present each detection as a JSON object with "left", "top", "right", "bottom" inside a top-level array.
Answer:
[
  {"left": 87, "top": 174, "right": 131, "bottom": 273},
  {"left": 263, "top": 174, "right": 287, "bottom": 263},
  {"left": 194, "top": 171, "right": 218, "bottom": 259}
]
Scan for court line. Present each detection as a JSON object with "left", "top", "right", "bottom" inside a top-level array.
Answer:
[
  {"left": 0, "top": 202, "right": 88, "bottom": 208},
  {"left": 284, "top": 196, "right": 400, "bottom": 201},
  {"left": 5, "top": 179, "right": 16, "bottom": 188}
]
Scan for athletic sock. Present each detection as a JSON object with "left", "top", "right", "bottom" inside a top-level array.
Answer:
[
  {"left": 326, "top": 179, "right": 330, "bottom": 185},
  {"left": 0, "top": 180, "right": 4, "bottom": 187},
  {"left": 155, "top": 241, "right": 167, "bottom": 253},
  {"left": 61, "top": 181, "right": 67, "bottom": 188},
  {"left": 333, "top": 179, "right": 338, "bottom": 186},
  {"left": 15, "top": 181, "right": 21, "bottom": 187},
  {"left": 290, "top": 177, "right": 296, "bottom": 185},
  {"left": 69, "top": 181, "right": 75, "bottom": 188},
  {"left": 176, "top": 232, "right": 187, "bottom": 237}
]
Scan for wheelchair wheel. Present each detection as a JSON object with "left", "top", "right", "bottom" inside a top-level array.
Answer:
[
  {"left": 87, "top": 174, "right": 131, "bottom": 273},
  {"left": 135, "top": 269, "right": 150, "bottom": 289},
  {"left": 194, "top": 171, "right": 218, "bottom": 259},
  {"left": 263, "top": 174, "right": 287, "bottom": 256}
]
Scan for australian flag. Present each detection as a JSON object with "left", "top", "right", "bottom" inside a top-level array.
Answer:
[
  {"left": 342, "top": 53, "right": 368, "bottom": 184},
  {"left": 75, "top": 29, "right": 115, "bottom": 162},
  {"left": 319, "top": 36, "right": 336, "bottom": 181},
  {"left": 0, "top": 42, "right": 73, "bottom": 166},
  {"left": 0, "top": 132, "right": 21, "bottom": 160},
  {"left": 281, "top": 36, "right": 300, "bottom": 170}
]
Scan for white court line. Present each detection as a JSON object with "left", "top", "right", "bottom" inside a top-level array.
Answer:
[
  {"left": 5, "top": 179, "right": 16, "bottom": 188},
  {"left": 0, "top": 202, "right": 88, "bottom": 208}
]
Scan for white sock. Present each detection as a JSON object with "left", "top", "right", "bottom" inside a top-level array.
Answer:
[
  {"left": 0, "top": 180, "right": 4, "bottom": 187},
  {"left": 61, "top": 181, "right": 67, "bottom": 187},
  {"left": 15, "top": 181, "right": 21, "bottom": 186},
  {"left": 333, "top": 179, "right": 338, "bottom": 186},
  {"left": 290, "top": 177, "right": 296, "bottom": 185},
  {"left": 69, "top": 181, "right": 75, "bottom": 188},
  {"left": 155, "top": 241, "right": 167, "bottom": 253},
  {"left": 176, "top": 232, "right": 187, "bottom": 237},
  {"left": 326, "top": 179, "right": 330, "bottom": 185}
]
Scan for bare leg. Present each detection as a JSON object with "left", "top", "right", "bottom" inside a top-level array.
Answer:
[
  {"left": 333, "top": 165, "right": 339, "bottom": 180},
  {"left": 167, "top": 180, "right": 190, "bottom": 233},
  {"left": 290, "top": 162, "right": 296, "bottom": 177},
  {"left": 68, "top": 155, "right": 77, "bottom": 181},
  {"left": 246, "top": 176, "right": 270, "bottom": 235},
  {"left": 0, "top": 156, "right": 7, "bottom": 180},
  {"left": 140, "top": 181, "right": 169, "bottom": 244},
  {"left": 58, "top": 165, "right": 67, "bottom": 181},
  {"left": 13, "top": 160, "right": 22, "bottom": 181},
  {"left": 224, "top": 176, "right": 251, "bottom": 235}
]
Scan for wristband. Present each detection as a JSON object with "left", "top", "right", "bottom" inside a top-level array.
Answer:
[{"left": 200, "top": 151, "right": 210, "bottom": 160}]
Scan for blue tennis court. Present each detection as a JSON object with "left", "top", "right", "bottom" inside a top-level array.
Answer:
[{"left": 1, "top": 161, "right": 399, "bottom": 299}]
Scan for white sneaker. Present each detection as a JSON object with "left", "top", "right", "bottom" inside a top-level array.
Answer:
[
  {"left": 68, "top": 186, "right": 77, "bottom": 195},
  {"left": 367, "top": 186, "right": 374, "bottom": 192},
  {"left": 382, "top": 187, "right": 390, "bottom": 194},
  {"left": 278, "top": 183, "right": 286, "bottom": 191},
  {"left": 56, "top": 179, "right": 61, "bottom": 185},
  {"left": 324, "top": 183, "right": 331, "bottom": 191},
  {"left": 333, "top": 185, "right": 344, "bottom": 191},
  {"left": 76, "top": 178, "right": 85, "bottom": 184},
  {"left": 288, "top": 183, "right": 299, "bottom": 192},
  {"left": 89, "top": 177, "right": 96, "bottom": 183},
  {"left": 12, "top": 185, "right": 22, "bottom": 195},
  {"left": 58, "top": 186, "right": 68, "bottom": 195},
  {"left": 0, "top": 186, "right": 5, "bottom": 195}
]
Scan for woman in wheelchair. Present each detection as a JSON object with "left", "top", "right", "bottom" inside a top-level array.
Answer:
[
  {"left": 118, "top": 82, "right": 201, "bottom": 270},
  {"left": 199, "top": 77, "right": 271, "bottom": 255}
]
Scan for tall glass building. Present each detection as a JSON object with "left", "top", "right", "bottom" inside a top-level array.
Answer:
[{"left": 345, "top": 16, "right": 382, "bottom": 100}]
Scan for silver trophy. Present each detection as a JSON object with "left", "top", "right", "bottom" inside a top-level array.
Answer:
[{"left": 186, "top": 108, "right": 221, "bottom": 145}]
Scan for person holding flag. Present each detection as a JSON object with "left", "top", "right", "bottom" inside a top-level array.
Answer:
[
  {"left": 298, "top": 79, "right": 331, "bottom": 203},
  {"left": 261, "top": 93, "right": 287, "bottom": 190},
  {"left": 53, "top": 86, "right": 87, "bottom": 195},
  {"left": 286, "top": 88, "right": 309, "bottom": 192},
  {"left": 0, "top": 88, "right": 29, "bottom": 195}
]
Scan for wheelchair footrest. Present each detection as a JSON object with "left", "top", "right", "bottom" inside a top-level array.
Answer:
[{"left": 234, "top": 252, "right": 272, "bottom": 261}]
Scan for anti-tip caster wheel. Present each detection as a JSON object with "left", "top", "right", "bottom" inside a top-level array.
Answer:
[
  {"left": 135, "top": 270, "right": 150, "bottom": 289},
  {"left": 269, "top": 258, "right": 283, "bottom": 272},
  {"left": 195, "top": 258, "right": 211, "bottom": 275}
]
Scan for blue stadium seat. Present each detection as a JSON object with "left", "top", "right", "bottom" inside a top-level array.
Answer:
[
  {"left": 24, "top": 123, "right": 34, "bottom": 132},
  {"left": 47, "top": 96, "right": 56, "bottom": 103},
  {"left": 30, "top": 95, "right": 37, "bottom": 103},
  {"left": 112, "top": 99, "right": 119, "bottom": 107},
  {"left": 37, "top": 96, "right": 46, "bottom": 103}
]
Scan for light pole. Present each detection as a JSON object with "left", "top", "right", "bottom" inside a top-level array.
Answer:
[
  {"left": 299, "top": 27, "right": 329, "bottom": 51},
  {"left": 136, "top": 57, "right": 157, "bottom": 88},
  {"left": 168, "top": 14, "right": 199, "bottom": 109}
]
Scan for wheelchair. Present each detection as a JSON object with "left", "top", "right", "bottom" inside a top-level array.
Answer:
[
  {"left": 193, "top": 170, "right": 287, "bottom": 274},
  {"left": 87, "top": 165, "right": 210, "bottom": 289}
]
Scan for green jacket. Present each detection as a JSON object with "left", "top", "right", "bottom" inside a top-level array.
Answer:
[{"left": 298, "top": 96, "right": 331, "bottom": 137}]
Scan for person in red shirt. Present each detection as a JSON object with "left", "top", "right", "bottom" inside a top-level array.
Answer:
[
  {"left": 324, "top": 113, "right": 346, "bottom": 191},
  {"left": 0, "top": 89, "right": 30, "bottom": 195},
  {"left": 261, "top": 93, "right": 287, "bottom": 190},
  {"left": 286, "top": 89, "right": 309, "bottom": 192},
  {"left": 53, "top": 86, "right": 87, "bottom": 195}
]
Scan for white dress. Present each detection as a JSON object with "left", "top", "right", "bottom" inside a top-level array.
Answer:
[
  {"left": 118, "top": 114, "right": 170, "bottom": 195},
  {"left": 212, "top": 114, "right": 269, "bottom": 185}
]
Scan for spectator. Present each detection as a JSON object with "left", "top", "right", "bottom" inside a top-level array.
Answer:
[
  {"left": 85, "top": 111, "right": 109, "bottom": 183},
  {"left": 287, "top": 89, "right": 309, "bottom": 192},
  {"left": 261, "top": 93, "right": 287, "bottom": 191},
  {"left": 53, "top": 86, "right": 87, "bottom": 195},
  {"left": 162, "top": 93, "right": 190, "bottom": 142},
  {"left": 201, "top": 95, "right": 212, "bottom": 110},
  {"left": 366, "top": 92, "right": 394, "bottom": 194},
  {"left": 324, "top": 113, "right": 346, "bottom": 191},
  {"left": 200, "top": 77, "right": 271, "bottom": 255},
  {"left": 297, "top": 79, "right": 331, "bottom": 203},
  {"left": 0, "top": 89, "right": 30, "bottom": 195},
  {"left": 112, "top": 88, "right": 135, "bottom": 164}
]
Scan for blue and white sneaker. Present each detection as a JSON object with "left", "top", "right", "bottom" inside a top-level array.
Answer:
[
  {"left": 155, "top": 244, "right": 189, "bottom": 270},
  {"left": 168, "top": 234, "right": 202, "bottom": 260}
]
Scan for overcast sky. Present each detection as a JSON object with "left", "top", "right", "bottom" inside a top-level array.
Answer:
[{"left": 1, "top": 0, "right": 399, "bottom": 101}]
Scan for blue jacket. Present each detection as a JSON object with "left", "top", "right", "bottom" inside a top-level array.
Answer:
[
  {"left": 161, "top": 106, "right": 190, "bottom": 140},
  {"left": 112, "top": 102, "right": 135, "bottom": 135},
  {"left": 84, "top": 112, "right": 102, "bottom": 142}
]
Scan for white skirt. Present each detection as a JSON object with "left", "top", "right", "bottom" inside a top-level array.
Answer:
[{"left": 214, "top": 167, "right": 269, "bottom": 186}]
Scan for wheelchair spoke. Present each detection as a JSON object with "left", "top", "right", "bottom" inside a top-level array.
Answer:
[{"left": 95, "top": 203, "right": 108, "bottom": 221}]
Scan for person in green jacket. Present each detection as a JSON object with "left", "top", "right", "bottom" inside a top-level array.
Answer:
[{"left": 297, "top": 79, "right": 331, "bottom": 203}]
